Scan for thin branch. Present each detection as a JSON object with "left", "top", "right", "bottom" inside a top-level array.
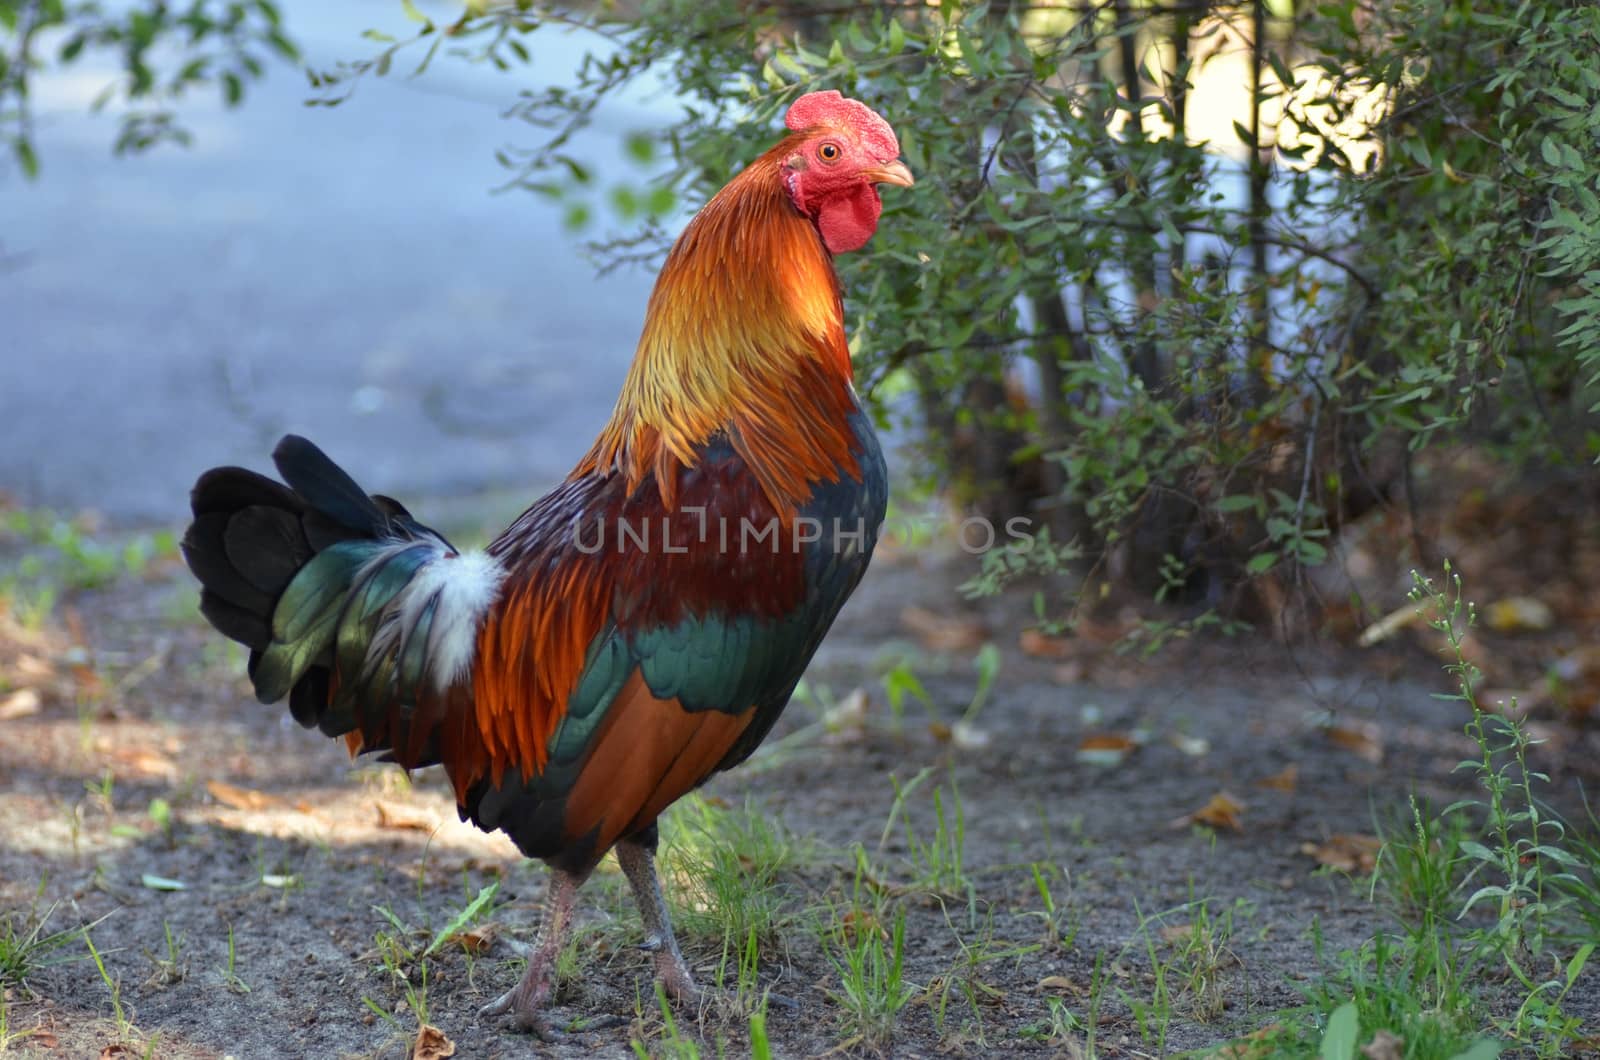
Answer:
[{"left": 1098, "top": 217, "right": 1378, "bottom": 296}]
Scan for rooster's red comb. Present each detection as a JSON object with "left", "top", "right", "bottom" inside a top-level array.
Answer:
[{"left": 785, "top": 90, "right": 900, "bottom": 160}]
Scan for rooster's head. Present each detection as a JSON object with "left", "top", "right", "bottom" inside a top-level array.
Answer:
[{"left": 780, "top": 90, "right": 914, "bottom": 254}]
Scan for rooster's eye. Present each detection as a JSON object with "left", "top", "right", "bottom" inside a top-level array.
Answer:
[{"left": 817, "top": 142, "right": 841, "bottom": 162}]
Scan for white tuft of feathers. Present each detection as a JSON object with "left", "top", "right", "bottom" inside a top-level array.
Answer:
[{"left": 364, "top": 543, "right": 505, "bottom": 692}]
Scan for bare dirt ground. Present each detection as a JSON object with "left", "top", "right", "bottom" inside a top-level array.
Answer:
[{"left": 2, "top": 509, "right": 1599, "bottom": 1059}]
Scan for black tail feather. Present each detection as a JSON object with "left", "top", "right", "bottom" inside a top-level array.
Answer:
[
  {"left": 183, "top": 437, "right": 383, "bottom": 679},
  {"left": 185, "top": 435, "right": 460, "bottom": 749},
  {"left": 190, "top": 466, "right": 299, "bottom": 517},
  {"left": 272, "top": 435, "right": 390, "bottom": 537}
]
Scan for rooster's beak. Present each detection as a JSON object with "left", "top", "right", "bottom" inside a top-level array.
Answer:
[{"left": 865, "top": 160, "right": 915, "bottom": 188}]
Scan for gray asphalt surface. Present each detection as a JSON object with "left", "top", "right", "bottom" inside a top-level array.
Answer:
[{"left": 2, "top": 1, "right": 670, "bottom": 524}]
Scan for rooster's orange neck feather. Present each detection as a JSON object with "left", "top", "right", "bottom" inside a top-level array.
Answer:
[{"left": 575, "top": 134, "right": 863, "bottom": 513}]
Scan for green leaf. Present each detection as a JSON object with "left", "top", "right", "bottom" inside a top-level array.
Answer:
[
  {"left": 770, "top": 51, "right": 807, "bottom": 80},
  {"left": 645, "top": 185, "right": 677, "bottom": 216},
  {"left": 563, "top": 203, "right": 591, "bottom": 231},
  {"left": 1245, "top": 552, "right": 1278, "bottom": 575},
  {"left": 1296, "top": 539, "right": 1328, "bottom": 565},
  {"left": 1318, "top": 1002, "right": 1358, "bottom": 1060},
  {"left": 624, "top": 132, "right": 655, "bottom": 164},
  {"left": 1213, "top": 495, "right": 1259, "bottom": 514},
  {"left": 1564, "top": 942, "right": 1594, "bottom": 988},
  {"left": 140, "top": 874, "right": 187, "bottom": 891},
  {"left": 610, "top": 184, "right": 639, "bottom": 218},
  {"left": 887, "top": 17, "right": 906, "bottom": 56},
  {"left": 15, "top": 138, "right": 39, "bottom": 180},
  {"left": 423, "top": 881, "right": 499, "bottom": 956},
  {"left": 400, "top": 0, "right": 430, "bottom": 23},
  {"left": 1446, "top": 1042, "right": 1502, "bottom": 1060}
]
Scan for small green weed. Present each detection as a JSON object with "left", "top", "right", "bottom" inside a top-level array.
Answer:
[
  {"left": 83, "top": 925, "right": 133, "bottom": 1040},
  {"left": 662, "top": 795, "right": 806, "bottom": 953},
  {"left": 1221, "top": 565, "right": 1598, "bottom": 1058},
  {"left": 631, "top": 982, "right": 703, "bottom": 1059},
  {"left": 0, "top": 901, "right": 80, "bottom": 990},
  {"left": 826, "top": 902, "right": 915, "bottom": 1052},
  {"left": 926, "top": 904, "right": 1039, "bottom": 1048},
  {"left": 362, "top": 881, "right": 498, "bottom": 1028},
  {"left": 1029, "top": 861, "right": 1080, "bottom": 950},
  {"left": 222, "top": 921, "right": 249, "bottom": 995},
  {"left": 880, "top": 768, "right": 971, "bottom": 899},
  {"left": 141, "top": 920, "right": 186, "bottom": 988},
  {"left": 880, "top": 655, "right": 933, "bottom": 729},
  {"left": 0, "top": 509, "right": 176, "bottom": 626}
]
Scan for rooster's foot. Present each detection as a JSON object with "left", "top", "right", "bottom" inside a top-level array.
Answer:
[
  {"left": 479, "top": 867, "right": 585, "bottom": 1037},
  {"left": 478, "top": 980, "right": 564, "bottom": 1040},
  {"left": 652, "top": 948, "right": 701, "bottom": 1006}
]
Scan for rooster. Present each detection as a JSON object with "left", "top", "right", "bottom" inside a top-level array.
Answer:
[{"left": 181, "top": 90, "right": 911, "bottom": 1033}]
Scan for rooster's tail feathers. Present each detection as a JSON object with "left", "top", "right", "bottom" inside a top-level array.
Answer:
[{"left": 182, "top": 435, "right": 505, "bottom": 754}]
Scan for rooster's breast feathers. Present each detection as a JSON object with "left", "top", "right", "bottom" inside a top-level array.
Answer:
[{"left": 451, "top": 408, "right": 885, "bottom": 869}]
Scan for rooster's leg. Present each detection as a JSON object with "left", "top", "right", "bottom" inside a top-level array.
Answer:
[
  {"left": 616, "top": 830, "right": 700, "bottom": 1004},
  {"left": 479, "top": 866, "right": 587, "bottom": 1035}
]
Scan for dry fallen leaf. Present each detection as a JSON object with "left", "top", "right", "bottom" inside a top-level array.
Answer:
[
  {"left": 1051, "top": 660, "right": 1087, "bottom": 684},
  {"left": 1075, "top": 613, "right": 1138, "bottom": 645},
  {"left": 1325, "top": 724, "right": 1383, "bottom": 764},
  {"left": 411, "top": 1025, "right": 456, "bottom": 1060},
  {"left": 1019, "top": 629, "right": 1074, "bottom": 659},
  {"left": 1484, "top": 596, "right": 1554, "bottom": 633},
  {"left": 1357, "top": 602, "right": 1423, "bottom": 647},
  {"left": 0, "top": 687, "right": 41, "bottom": 720},
  {"left": 840, "top": 908, "right": 886, "bottom": 943},
  {"left": 1037, "top": 975, "right": 1078, "bottom": 993},
  {"left": 1301, "top": 833, "right": 1382, "bottom": 874},
  {"left": 108, "top": 746, "right": 177, "bottom": 781},
  {"left": 14, "top": 654, "right": 54, "bottom": 682},
  {"left": 1257, "top": 764, "right": 1299, "bottom": 792},
  {"left": 375, "top": 801, "right": 438, "bottom": 833},
  {"left": 30, "top": 1028, "right": 61, "bottom": 1050},
  {"left": 899, "top": 605, "right": 988, "bottom": 652},
  {"left": 1076, "top": 732, "right": 1138, "bottom": 766},
  {"left": 1160, "top": 922, "right": 1195, "bottom": 943},
  {"left": 205, "top": 780, "right": 283, "bottom": 812},
  {"left": 1361, "top": 1029, "right": 1405, "bottom": 1060},
  {"left": 1177, "top": 791, "right": 1245, "bottom": 831},
  {"left": 99, "top": 1047, "right": 134, "bottom": 1059},
  {"left": 452, "top": 923, "right": 499, "bottom": 955},
  {"left": 822, "top": 687, "right": 871, "bottom": 732}
]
